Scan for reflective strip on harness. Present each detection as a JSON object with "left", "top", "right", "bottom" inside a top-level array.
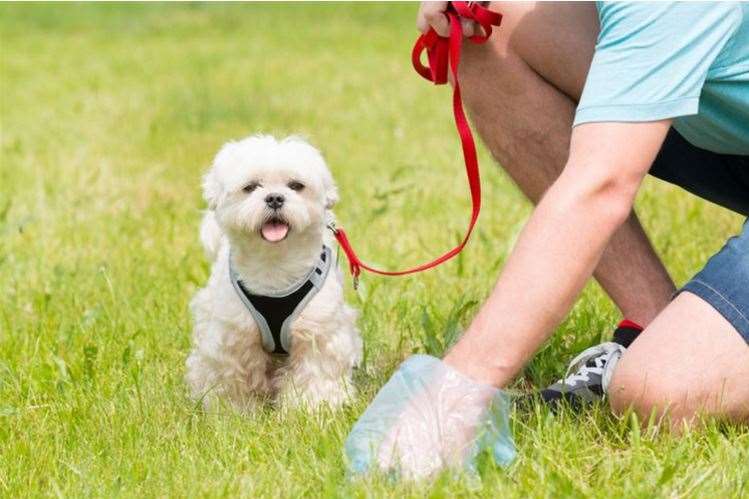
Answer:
[{"left": 229, "top": 246, "right": 332, "bottom": 355}]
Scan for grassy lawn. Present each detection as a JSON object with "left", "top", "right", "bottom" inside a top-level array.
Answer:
[{"left": 1, "top": 3, "right": 747, "bottom": 497}]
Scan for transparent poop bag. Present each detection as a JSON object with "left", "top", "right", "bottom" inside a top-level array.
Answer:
[{"left": 344, "top": 355, "right": 516, "bottom": 480}]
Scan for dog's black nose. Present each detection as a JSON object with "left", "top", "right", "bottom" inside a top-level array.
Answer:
[{"left": 265, "top": 193, "right": 285, "bottom": 209}]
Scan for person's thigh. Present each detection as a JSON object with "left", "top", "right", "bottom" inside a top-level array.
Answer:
[{"left": 609, "top": 292, "right": 749, "bottom": 425}]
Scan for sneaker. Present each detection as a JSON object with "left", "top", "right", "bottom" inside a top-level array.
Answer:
[{"left": 540, "top": 322, "right": 642, "bottom": 408}]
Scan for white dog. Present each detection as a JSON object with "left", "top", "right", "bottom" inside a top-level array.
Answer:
[{"left": 186, "top": 135, "right": 362, "bottom": 412}]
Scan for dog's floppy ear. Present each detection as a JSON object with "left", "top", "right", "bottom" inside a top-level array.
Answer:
[
  {"left": 325, "top": 182, "right": 339, "bottom": 210},
  {"left": 202, "top": 168, "right": 223, "bottom": 210},
  {"left": 319, "top": 157, "right": 339, "bottom": 209}
]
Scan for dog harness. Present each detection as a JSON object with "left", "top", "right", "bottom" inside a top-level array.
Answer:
[{"left": 229, "top": 246, "right": 332, "bottom": 356}]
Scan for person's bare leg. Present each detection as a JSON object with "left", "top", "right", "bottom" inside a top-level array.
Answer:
[
  {"left": 609, "top": 292, "right": 749, "bottom": 426},
  {"left": 459, "top": 2, "right": 675, "bottom": 326}
]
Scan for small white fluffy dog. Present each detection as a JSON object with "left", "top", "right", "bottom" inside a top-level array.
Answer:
[{"left": 186, "top": 135, "right": 362, "bottom": 412}]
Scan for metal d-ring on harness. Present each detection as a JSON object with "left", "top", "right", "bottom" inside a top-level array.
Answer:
[{"left": 229, "top": 246, "right": 333, "bottom": 355}]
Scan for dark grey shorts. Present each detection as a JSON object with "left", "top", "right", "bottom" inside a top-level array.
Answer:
[{"left": 649, "top": 129, "right": 749, "bottom": 344}]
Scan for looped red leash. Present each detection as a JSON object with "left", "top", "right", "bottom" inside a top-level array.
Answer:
[{"left": 332, "top": 2, "right": 502, "bottom": 288}]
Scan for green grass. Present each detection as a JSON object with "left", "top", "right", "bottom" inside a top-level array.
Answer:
[{"left": 1, "top": 3, "right": 747, "bottom": 497}]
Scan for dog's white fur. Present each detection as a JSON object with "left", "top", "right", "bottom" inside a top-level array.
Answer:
[{"left": 186, "top": 135, "right": 362, "bottom": 411}]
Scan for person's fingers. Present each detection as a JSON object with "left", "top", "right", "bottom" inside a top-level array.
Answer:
[
  {"left": 427, "top": 12, "right": 450, "bottom": 37},
  {"left": 417, "top": 2, "right": 485, "bottom": 38},
  {"left": 416, "top": 2, "right": 432, "bottom": 33},
  {"left": 460, "top": 18, "right": 475, "bottom": 37},
  {"left": 473, "top": 22, "right": 486, "bottom": 38},
  {"left": 416, "top": 1, "right": 450, "bottom": 37}
]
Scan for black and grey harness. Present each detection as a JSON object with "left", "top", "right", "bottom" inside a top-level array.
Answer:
[{"left": 230, "top": 246, "right": 332, "bottom": 356}]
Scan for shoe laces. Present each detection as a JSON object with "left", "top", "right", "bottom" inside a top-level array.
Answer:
[{"left": 559, "top": 342, "right": 625, "bottom": 391}]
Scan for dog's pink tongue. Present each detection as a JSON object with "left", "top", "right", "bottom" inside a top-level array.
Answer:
[{"left": 261, "top": 222, "right": 289, "bottom": 242}]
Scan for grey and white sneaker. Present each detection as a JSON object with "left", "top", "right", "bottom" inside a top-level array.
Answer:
[{"left": 540, "top": 322, "right": 642, "bottom": 408}]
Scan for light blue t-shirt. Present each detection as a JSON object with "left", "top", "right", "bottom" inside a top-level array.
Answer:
[{"left": 574, "top": 2, "right": 749, "bottom": 155}]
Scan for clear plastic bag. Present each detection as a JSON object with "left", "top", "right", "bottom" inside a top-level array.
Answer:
[{"left": 345, "top": 354, "right": 516, "bottom": 480}]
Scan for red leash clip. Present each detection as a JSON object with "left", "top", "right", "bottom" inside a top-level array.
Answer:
[{"left": 332, "top": 2, "right": 502, "bottom": 289}]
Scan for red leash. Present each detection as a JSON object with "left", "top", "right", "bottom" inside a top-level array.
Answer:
[{"left": 332, "top": 2, "right": 502, "bottom": 288}]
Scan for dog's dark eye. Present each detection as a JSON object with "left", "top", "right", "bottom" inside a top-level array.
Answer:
[
  {"left": 243, "top": 182, "right": 260, "bottom": 193},
  {"left": 287, "top": 181, "right": 305, "bottom": 192}
]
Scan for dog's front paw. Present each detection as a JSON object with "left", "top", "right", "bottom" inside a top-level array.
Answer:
[
  {"left": 275, "top": 375, "right": 357, "bottom": 410},
  {"left": 185, "top": 348, "right": 272, "bottom": 415}
]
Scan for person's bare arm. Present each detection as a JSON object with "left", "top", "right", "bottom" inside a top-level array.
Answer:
[{"left": 444, "top": 120, "right": 672, "bottom": 387}]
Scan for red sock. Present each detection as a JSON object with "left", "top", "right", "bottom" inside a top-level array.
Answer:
[
  {"left": 618, "top": 319, "right": 644, "bottom": 331},
  {"left": 613, "top": 319, "right": 643, "bottom": 347}
]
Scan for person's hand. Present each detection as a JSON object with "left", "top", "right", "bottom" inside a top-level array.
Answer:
[
  {"left": 344, "top": 355, "right": 515, "bottom": 480},
  {"left": 416, "top": 1, "right": 482, "bottom": 37}
]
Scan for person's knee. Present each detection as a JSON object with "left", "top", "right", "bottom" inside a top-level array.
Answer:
[
  {"left": 462, "top": 1, "right": 598, "bottom": 100},
  {"left": 608, "top": 350, "right": 693, "bottom": 423},
  {"left": 608, "top": 353, "right": 649, "bottom": 416},
  {"left": 459, "top": 2, "right": 553, "bottom": 85},
  {"left": 458, "top": 5, "right": 523, "bottom": 83},
  {"left": 610, "top": 293, "right": 749, "bottom": 426}
]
